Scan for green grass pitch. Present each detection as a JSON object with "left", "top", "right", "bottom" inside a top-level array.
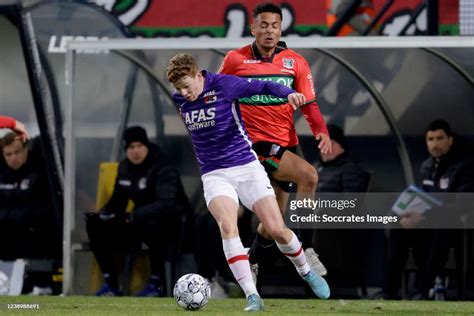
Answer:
[{"left": 1, "top": 296, "right": 474, "bottom": 315}]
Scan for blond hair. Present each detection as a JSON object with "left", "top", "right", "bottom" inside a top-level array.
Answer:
[{"left": 166, "top": 53, "right": 199, "bottom": 85}]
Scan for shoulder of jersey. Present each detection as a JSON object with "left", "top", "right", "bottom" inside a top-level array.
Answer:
[
  {"left": 173, "top": 93, "right": 186, "bottom": 105},
  {"left": 281, "top": 47, "right": 303, "bottom": 58},
  {"left": 236, "top": 44, "right": 252, "bottom": 54},
  {"left": 227, "top": 45, "right": 251, "bottom": 60}
]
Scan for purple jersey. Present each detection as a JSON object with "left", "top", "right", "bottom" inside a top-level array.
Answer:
[{"left": 172, "top": 71, "right": 295, "bottom": 174}]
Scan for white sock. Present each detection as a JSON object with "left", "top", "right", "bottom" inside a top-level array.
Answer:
[
  {"left": 223, "top": 236, "right": 258, "bottom": 298},
  {"left": 276, "top": 231, "right": 311, "bottom": 276}
]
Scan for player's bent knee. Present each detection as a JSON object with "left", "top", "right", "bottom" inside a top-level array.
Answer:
[
  {"left": 298, "top": 167, "right": 318, "bottom": 189},
  {"left": 266, "top": 225, "right": 286, "bottom": 241},
  {"left": 257, "top": 224, "right": 270, "bottom": 238},
  {"left": 219, "top": 218, "right": 238, "bottom": 237}
]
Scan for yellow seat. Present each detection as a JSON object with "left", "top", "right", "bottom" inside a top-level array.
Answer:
[{"left": 95, "top": 162, "right": 134, "bottom": 212}]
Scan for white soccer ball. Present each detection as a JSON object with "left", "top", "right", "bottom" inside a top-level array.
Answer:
[{"left": 173, "top": 273, "right": 211, "bottom": 311}]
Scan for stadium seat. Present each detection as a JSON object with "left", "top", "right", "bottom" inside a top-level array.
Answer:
[{"left": 95, "top": 162, "right": 134, "bottom": 211}]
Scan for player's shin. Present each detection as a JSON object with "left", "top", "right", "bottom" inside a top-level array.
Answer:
[
  {"left": 275, "top": 230, "right": 311, "bottom": 276},
  {"left": 223, "top": 236, "right": 259, "bottom": 298},
  {"left": 248, "top": 226, "right": 274, "bottom": 264}
]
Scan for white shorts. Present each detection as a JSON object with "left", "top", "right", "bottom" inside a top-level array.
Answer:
[{"left": 201, "top": 160, "right": 275, "bottom": 211}]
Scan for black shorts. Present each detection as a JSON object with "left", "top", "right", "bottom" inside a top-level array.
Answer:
[{"left": 252, "top": 141, "right": 297, "bottom": 193}]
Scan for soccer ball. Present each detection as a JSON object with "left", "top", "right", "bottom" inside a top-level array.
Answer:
[{"left": 173, "top": 273, "right": 211, "bottom": 310}]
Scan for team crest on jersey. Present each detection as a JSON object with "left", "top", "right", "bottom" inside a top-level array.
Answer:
[
  {"left": 439, "top": 177, "right": 449, "bottom": 190},
  {"left": 20, "top": 179, "right": 30, "bottom": 190},
  {"left": 282, "top": 58, "right": 295, "bottom": 69},
  {"left": 204, "top": 90, "right": 217, "bottom": 104},
  {"left": 204, "top": 95, "right": 217, "bottom": 104},
  {"left": 139, "top": 177, "right": 147, "bottom": 190}
]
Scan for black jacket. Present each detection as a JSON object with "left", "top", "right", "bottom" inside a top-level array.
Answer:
[
  {"left": 315, "top": 153, "right": 370, "bottom": 193},
  {"left": 101, "top": 143, "right": 191, "bottom": 217},
  {"left": 420, "top": 149, "right": 474, "bottom": 193},
  {"left": 0, "top": 138, "right": 52, "bottom": 210},
  {"left": 419, "top": 147, "right": 474, "bottom": 227}
]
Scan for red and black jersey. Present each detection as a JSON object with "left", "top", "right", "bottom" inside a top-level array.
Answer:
[{"left": 219, "top": 41, "right": 328, "bottom": 147}]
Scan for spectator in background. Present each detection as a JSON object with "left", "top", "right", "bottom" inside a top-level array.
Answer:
[
  {"left": 314, "top": 124, "right": 369, "bottom": 192},
  {"left": 313, "top": 124, "right": 371, "bottom": 296},
  {"left": 384, "top": 120, "right": 474, "bottom": 300},
  {"left": 86, "top": 126, "right": 192, "bottom": 297},
  {"left": 0, "top": 115, "right": 30, "bottom": 141},
  {"left": 0, "top": 132, "right": 60, "bottom": 292}
]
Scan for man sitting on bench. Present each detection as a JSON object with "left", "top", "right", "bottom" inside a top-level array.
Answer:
[{"left": 86, "top": 126, "right": 192, "bottom": 297}]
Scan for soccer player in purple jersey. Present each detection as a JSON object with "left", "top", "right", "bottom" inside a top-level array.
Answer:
[{"left": 166, "top": 54, "right": 330, "bottom": 311}]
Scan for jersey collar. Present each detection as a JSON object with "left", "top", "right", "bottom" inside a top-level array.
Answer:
[
  {"left": 251, "top": 41, "right": 287, "bottom": 63},
  {"left": 201, "top": 69, "right": 211, "bottom": 92}
]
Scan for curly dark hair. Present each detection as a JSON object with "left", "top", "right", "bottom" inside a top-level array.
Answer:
[{"left": 253, "top": 2, "right": 282, "bottom": 20}]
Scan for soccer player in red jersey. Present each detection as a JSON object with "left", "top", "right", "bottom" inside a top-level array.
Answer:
[
  {"left": 0, "top": 115, "right": 29, "bottom": 142},
  {"left": 219, "top": 2, "right": 331, "bottom": 281}
]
